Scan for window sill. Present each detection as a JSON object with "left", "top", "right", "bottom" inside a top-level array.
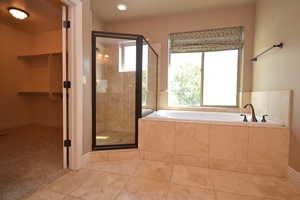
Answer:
[{"left": 158, "top": 106, "right": 242, "bottom": 113}]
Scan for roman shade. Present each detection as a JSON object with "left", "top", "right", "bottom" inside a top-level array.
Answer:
[{"left": 169, "top": 26, "right": 244, "bottom": 53}]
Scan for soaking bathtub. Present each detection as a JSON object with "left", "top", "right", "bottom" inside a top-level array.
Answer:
[
  {"left": 145, "top": 110, "right": 285, "bottom": 128},
  {"left": 140, "top": 110, "right": 290, "bottom": 177}
]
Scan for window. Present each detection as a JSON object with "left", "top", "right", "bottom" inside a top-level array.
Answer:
[
  {"left": 203, "top": 50, "right": 239, "bottom": 106},
  {"left": 169, "top": 52, "right": 202, "bottom": 106},
  {"left": 168, "top": 27, "right": 243, "bottom": 107},
  {"left": 118, "top": 42, "right": 149, "bottom": 106},
  {"left": 119, "top": 43, "right": 148, "bottom": 72}
]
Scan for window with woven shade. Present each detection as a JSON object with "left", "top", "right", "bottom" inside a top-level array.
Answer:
[{"left": 168, "top": 26, "right": 244, "bottom": 107}]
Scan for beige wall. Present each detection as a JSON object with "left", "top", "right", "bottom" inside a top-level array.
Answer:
[
  {"left": 82, "top": 0, "right": 104, "bottom": 154},
  {"left": 0, "top": 22, "right": 32, "bottom": 130},
  {"left": 252, "top": 0, "right": 300, "bottom": 172},
  {"left": 29, "top": 31, "right": 63, "bottom": 127},
  {"left": 30, "top": 30, "right": 62, "bottom": 54},
  {"left": 0, "top": 18, "right": 63, "bottom": 130},
  {"left": 105, "top": 3, "right": 256, "bottom": 106}
]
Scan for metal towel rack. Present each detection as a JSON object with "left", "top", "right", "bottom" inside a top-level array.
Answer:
[{"left": 251, "top": 42, "right": 284, "bottom": 62}]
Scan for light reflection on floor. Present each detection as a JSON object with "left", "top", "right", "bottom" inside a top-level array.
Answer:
[{"left": 96, "top": 131, "right": 135, "bottom": 146}]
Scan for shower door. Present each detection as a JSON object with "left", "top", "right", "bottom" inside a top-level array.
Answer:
[{"left": 92, "top": 32, "right": 143, "bottom": 150}]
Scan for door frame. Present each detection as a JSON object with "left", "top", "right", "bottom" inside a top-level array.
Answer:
[
  {"left": 62, "top": 5, "right": 68, "bottom": 169},
  {"left": 61, "top": 0, "right": 84, "bottom": 170}
]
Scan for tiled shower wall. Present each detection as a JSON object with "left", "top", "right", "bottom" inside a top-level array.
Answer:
[
  {"left": 95, "top": 43, "right": 158, "bottom": 136},
  {"left": 95, "top": 45, "right": 135, "bottom": 135}
]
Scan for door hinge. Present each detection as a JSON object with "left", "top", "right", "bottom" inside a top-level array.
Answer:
[
  {"left": 64, "top": 139, "right": 71, "bottom": 147},
  {"left": 63, "top": 20, "right": 70, "bottom": 28},
  {"left": 64, "top": 81, "right": 71, "bottom": 89}
]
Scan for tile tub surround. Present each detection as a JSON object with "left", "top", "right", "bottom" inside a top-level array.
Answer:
[
  {"left": 24, "top": 159, "right": 300, "bottom": 200},
  {"left": 140, "top": 119, "right": 290, "bottom": 177}
]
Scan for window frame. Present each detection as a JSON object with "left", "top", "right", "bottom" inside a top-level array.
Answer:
[{"left": 168, "top": 48, "right": 242, "bottom": 108}]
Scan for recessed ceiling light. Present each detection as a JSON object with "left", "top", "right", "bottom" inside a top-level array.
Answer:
[
  {"left": 117, "top": 4, "right": 127, "bottom": 11},
  {"left": 8, "top": 7, "right": 29, "bottom": 20}
]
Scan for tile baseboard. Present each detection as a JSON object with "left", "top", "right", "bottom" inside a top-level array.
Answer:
[{"left": 288, "top": 166, "right": 300, "bottom": 190}]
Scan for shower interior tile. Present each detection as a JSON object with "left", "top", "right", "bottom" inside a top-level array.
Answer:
[{"left": 96, "top": 130, "right": 134, "bottom": 146}]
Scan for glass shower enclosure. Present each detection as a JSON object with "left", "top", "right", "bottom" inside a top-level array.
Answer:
[{"left": 92, "top": 31, "right": 158, "bottom": 150}]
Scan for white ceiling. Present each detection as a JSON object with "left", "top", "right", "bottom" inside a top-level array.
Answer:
[{"left": 91, "top": 0, "right": 256, "bottom": 23}]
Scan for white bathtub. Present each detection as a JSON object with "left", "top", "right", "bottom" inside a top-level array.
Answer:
[{"left": 145, "top": 110, "right": 285, "bottom": 128}]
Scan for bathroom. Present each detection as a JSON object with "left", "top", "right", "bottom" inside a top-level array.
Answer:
[{"left": 1, "top": 0, "right": 300, "bottom": 199}]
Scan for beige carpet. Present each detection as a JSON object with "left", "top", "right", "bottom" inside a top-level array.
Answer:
[{"left": 0, "top": 124, "right": 67, "bottom": 200}]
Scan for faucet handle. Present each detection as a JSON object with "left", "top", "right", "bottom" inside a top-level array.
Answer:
[
  {"left": 240, "top": 114, "right": 248, "bottom": 122},
  {"left": 262, "top": 114, "right": 269, "bottom": 123}
]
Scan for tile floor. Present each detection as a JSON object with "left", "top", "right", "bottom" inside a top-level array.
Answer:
[
  {"left": 24, "top": 159, "right": 300, "bottom": 200},
  {"left": 0, "top": 124, "right": 66, "bottom": 200},
  {"left": 96, "top": 131, "right": 135, "bottom": 146}
]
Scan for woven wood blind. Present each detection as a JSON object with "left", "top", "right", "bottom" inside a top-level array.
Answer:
[{"left": 169, "top": 26, "right": 244, "bottom": 53}]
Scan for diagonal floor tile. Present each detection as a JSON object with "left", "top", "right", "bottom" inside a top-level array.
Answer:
[
  {"left": 116, "top": 177, "right": 170, "bottom": 200},
  {"left": 166, "top": 184, "right": 215, "bottom": 200},
  {"left": 70, "top": 170, "right": 129, "bottom": 200},
  {"left": 211, "top": 169, "right": 299, "bottom": 199},
  {"left": 24, "top": 189, "right": 66, "bottom": 200},
  {"left": 215, "top": 191, "right": 267, "bottom": 200},
  {"left": 134, "top": 160, "right": 173, "bottom": 182},
  {"left": 211, "top": 170, "right": 262, "bottom": 196},
  {"left": 85, "top": 160, "right": 141, "bottom": 176},
  {"left": 171, "top": 165, "right": 213, "bottom": 189},
  {"left": 44, "top": 170, "right": 93, "bottom": 195}
]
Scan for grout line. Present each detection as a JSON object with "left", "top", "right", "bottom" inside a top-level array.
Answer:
[
  {"left": 112, "top": 174, "right": 131, "bottom": 200},
  {"left": 213, "top": 189, "right": 218, "bottom": 200},
  {"left": 208, "top": 124, "right": 211, "bottom": 169},
  {"left": 164, "top": 181, "right": 172, "bottom": 200},
  {"left": 246, "top": 126, "right": 250, "bottom": 174},
  {"left": 213, "top": 190, "right": 274, "bottom": 200},
  {"left": 169, "top": 161, "right": 175, "bottom": 183},
  {"left": 208, "top": 166, "right": 218, "bottom": 200},
  {"left": 112, "top": 160, "right": 141, "bottom": 200}
]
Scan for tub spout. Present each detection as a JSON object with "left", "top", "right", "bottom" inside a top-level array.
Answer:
[{"left": 243, "top": 104, "right": 258, "bottom": 122}]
